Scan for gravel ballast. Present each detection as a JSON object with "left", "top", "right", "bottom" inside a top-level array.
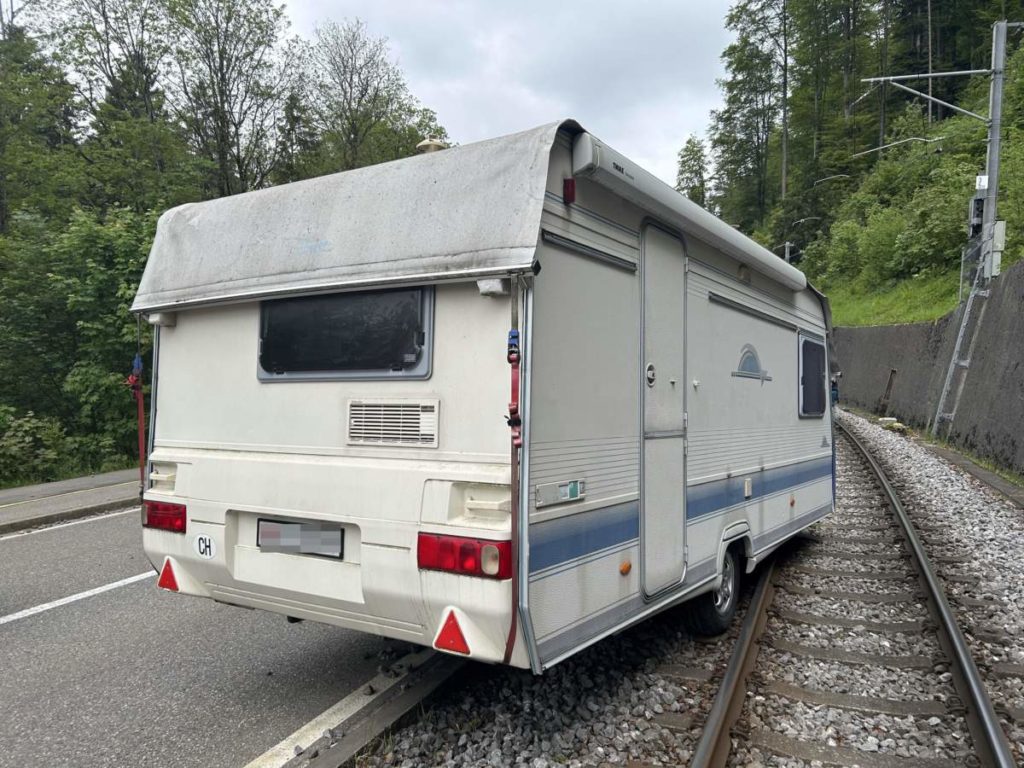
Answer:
[
  {"left": 352, "top": 603, "right": 743, "bottom": 767},
  {"left": 837, "top": 409, "right": 1024, "bottom": 758},
  {"left": 344, "top": 408, "right": 1024, "bottom": 765}
]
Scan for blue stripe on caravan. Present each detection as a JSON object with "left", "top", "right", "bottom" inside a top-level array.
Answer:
[
  {"left": 536, "top": 503, "right": 833, "bottom": 665},
  {"left": 686, "top": 456, "right": 832, "bottom": 521},
  {"left": 527, "top": 455, "right": 833, "bottom": 573},
  {"left": 529, "top": 501, "right": 638, "bottom": 574}
]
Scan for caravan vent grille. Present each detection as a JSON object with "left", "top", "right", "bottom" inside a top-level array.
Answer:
[{"left": 348, "top": 399, "right": 439, "bottom": 447}]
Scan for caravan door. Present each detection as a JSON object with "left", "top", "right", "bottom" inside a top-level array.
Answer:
[{"left": 641, "top": 225, "right": 687, "bottom": 596}]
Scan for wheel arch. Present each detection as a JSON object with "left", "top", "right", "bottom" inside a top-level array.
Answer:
[{"left": 716, "top": 521, "right": 753, "bottom": 579}]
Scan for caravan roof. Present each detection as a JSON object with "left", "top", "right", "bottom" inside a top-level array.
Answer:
[{"left": 132, "top": 120, "right": 806, "bottom": 313}]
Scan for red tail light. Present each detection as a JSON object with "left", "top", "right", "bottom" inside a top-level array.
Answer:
[
  {"left": 417, "top": 534, "right": 512, "bottom": 580},
  {"left": 144, "top": 500, "right": 187, "bottom": 533}
]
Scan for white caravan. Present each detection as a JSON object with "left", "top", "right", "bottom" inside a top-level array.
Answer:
[{"left": 132, "top": 120, "right": 834, "bottom": 672}]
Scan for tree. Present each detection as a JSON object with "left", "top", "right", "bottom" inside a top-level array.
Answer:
[
  {"left": 726, "top": 0, "right": 791, "bottom": 199},
  {"left": 168, "top": 0, "right": 296, "bottom": 195},
  {"left": 710, "top": 34, "right": 778, "bottom": 230},
  {"left": 312, "top": 19, "right": 419, "bottom": 171},
  {"left": 44, "top": 0, "right": 204, "bottom": 210},
  {"left": 81, "top": 73, "right": 206, "bottom": 211},
  {"left": 676, "top": 135, "right": 710, "bottom": 208},
  {"left": 50, "top": 0, "right": 171, "bottom": 119},
  {"left": 0, "top": 218, "right": 80, "bottom": 418},
  {"left": 0, "top": 10, "right": 456, "bottom": 483},
  {"left": 51, "top": 208, "right": 155, "bottom": 458},
  {"left": 270, "top": 90, "right": 320, "bottom": 184},
  {"left": 0, "top": 0, "right": 35, "bottom": 39},
  {"left": 0, "top": 27, "right": 82, "bottom": 232}
]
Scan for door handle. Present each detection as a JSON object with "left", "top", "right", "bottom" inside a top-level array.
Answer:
[{"left": 646, "top": 363, "right": 656, "bottom": 387}]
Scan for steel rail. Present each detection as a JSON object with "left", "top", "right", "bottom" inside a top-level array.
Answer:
[
  {"left": 693, "top": 424, "right": 1015, "bottom": 768},
  {"left": 838, "top": 423, "right": 1016, "bottom": 768},
  {"left": 273, "top": 650, "right": 464, "bottom": 768},
  {"left": 690, "top": 559, "right": 776, "bottom": 768}
]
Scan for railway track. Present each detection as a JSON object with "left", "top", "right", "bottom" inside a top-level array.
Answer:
[
  {"left": 691, "top": 424, "right": 1018, "bottom": 767},
  {"left": 280, "top": 418, "right": 1023, "bottom": 767}
]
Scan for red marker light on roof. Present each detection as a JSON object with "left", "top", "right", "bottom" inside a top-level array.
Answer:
[
  {"left": 434, "top": 610, "right": 470, "bottom": 655},
  {"left": 157, "top": 559, "right": 179, "bottom": 592},
  {"left": 563, "top": 177, "right": 576, "bottom": 204}
]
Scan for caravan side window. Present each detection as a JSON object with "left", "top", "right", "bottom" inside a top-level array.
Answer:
[
  {"left": 798, "top": 335, "right": 826, "bottom": 418},
  {"left": 258, "top": 287, "right": 433, "bottom": 380}
]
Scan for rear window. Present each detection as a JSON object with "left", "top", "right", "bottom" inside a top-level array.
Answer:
[
  {"left": 799, "top": 336, "right": 826, "bottom": 417},
  {"left": 259, "top": 287, "right": 433, "bottom": 380}
]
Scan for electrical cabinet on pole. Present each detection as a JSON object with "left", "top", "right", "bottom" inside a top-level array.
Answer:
[
  {"left": 861, "top": 21, "right": 1019, "bottom": 438},
  {"left": 931, "top": 21, "right": 1017, "bottom": 437}
]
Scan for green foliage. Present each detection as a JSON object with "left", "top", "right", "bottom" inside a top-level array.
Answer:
[
  {"left": 168, "top": 0, "right": 296, "bottom": 195},
  {"left": 0, "top": 405, "right": 68, "bottom": 484},
  {"left": 676, "top": 135, "right": 709, "bottom": 207},
  {"left": 702, "top": 0, "right": 1024, "bottom": 324},
  {"left": 0, "top": 27, "right": 84, "bottom": 233},
  {"left": 826, "top": 270, "right": 961, "bottom": 325},
  {"left": 82, "top": 94, "right": 206, "bottom": 212},
  {"left": 0, "top": 209, "right": 154, "bottom": 481},
  {"left": 0, "top": 8, "right": 449, "bottom": 486},
  {"left": 54, "top": 210, "right": 154, "bottom": 457},
  {"left": 311, "top": 20, "right": 450, "bottom": 173},
  {"left": 801, "top": 108, "right": 984, "bottom": 290},
  {"left": 51, "top": 208, "right": 157, "bottom": 368},
  {"left": 62, "top": 363, "right": 133, "bottom": 461},
  {"left": 271, "top": 91, "right": 320, "bottom": 185},
  {"left": 711, "top": 33, "right": 778, "bottom": 229},
  {"left": 0, "top": 217, "right": 81, "bottom": 418}
]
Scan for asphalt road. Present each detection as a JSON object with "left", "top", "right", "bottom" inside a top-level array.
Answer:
[{"left": 0, "top": 511, "right": 392, "bottom": 768}]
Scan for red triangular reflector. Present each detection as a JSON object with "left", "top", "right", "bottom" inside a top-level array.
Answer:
[
  {"left": 157, "top": 559, "right": 179, "bottom": 592},
  {"left": 434, "top": 610, "right": 470, "bottom": 655}
]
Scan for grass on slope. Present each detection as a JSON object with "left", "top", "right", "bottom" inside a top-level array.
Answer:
[
  {"left": 0, "top": 456, "right": 137, "bottom": 491},
  {"left": 825, "top": 271, "right": 961, "bottom": 327}
]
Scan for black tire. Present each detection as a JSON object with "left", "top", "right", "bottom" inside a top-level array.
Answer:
[{"left": 684, "top": 546, "right": 741, "bottom": 636}]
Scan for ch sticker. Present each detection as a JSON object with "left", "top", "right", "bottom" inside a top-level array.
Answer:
[{"left": 194, "top": 534, "right": 216, "bottom": 560}]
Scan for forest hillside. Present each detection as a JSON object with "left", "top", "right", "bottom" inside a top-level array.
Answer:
[
  {"left": 0, "top": 0, "right": 447, "bottom": 485},
  {"left": 678, "top": 0, "right": 1024, "bottom": 325}
]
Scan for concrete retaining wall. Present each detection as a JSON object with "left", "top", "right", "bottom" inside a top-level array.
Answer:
[{"left": 834, "top": 258, "right": 1024, "bottom": 474}]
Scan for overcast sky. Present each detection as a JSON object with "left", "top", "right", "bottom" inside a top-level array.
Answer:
[{"left": 284, "top": 1, "right": 734, "bottom": 186}]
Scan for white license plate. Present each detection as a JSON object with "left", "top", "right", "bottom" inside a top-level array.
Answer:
[{"left": 257, "top": 519, "right": 344, "bottom": 558}]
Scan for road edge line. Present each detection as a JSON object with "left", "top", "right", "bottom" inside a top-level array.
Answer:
[{"left": 0, "top": 497, "right": 139, "bottom": 536}]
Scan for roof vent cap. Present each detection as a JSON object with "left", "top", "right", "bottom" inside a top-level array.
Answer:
[{"left": 416, "top": 138, "right": 447, "bottom": 154}]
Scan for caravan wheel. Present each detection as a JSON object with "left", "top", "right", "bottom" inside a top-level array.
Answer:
[{"left": 684, "top": 547, "right": 740, "bottom": 637}]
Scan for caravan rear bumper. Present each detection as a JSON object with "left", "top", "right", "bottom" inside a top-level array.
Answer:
[
  {"left": 142, "top": 505, "right": 525, "bottom": 667},
  {"left": 140, "top": 446, "right": 524, "bottom": 664}
]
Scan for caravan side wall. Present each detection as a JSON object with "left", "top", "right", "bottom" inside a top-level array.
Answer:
[
  {"left": 683, "top": 238, "right": 833, "bottom": 563},
  {"left": 144, "top": 281, "right": 529, "bottom": 665},
  {"left": 523, "top": 130, "right": 833, "bottom": 670}
]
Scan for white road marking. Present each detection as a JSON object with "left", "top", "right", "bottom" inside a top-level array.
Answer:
[
  {"left": 0, "top": 571, "right": 153, "bottom": 626},
  {"left": 244, "top": 647, "right": 436, "bottom": 768},
  {"left": 0, "top": 508, "right": 136, "bottom": 541},
  {"left": 0, "top": 480, "right": 136, "bottom": 509}
]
